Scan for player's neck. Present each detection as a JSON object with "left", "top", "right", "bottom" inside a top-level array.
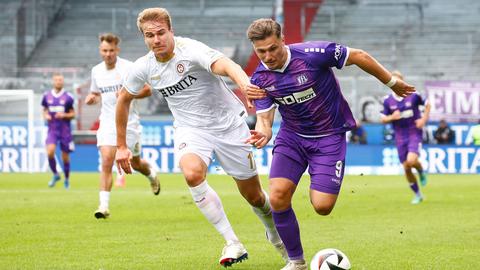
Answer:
[
  {"left": 155, "top": 52, "right": 175, "bottom": 63},
  {"left": 105, "top": 60, "right": 117, "bottom": 70}
]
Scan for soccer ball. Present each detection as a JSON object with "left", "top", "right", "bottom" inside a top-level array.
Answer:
[{"left": 310, "top": 248, "right": 351, "bottom": 270}]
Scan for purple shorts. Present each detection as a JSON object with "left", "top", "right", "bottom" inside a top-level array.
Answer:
[
  {"left": 45, "top": 130, "right": 74, "bottom": 153},
  {"left": 270, "top": 129, "right": 347, "bottom": 194},
  {"left": 395, "top": 135, "right": 422, "bottom": 163}
]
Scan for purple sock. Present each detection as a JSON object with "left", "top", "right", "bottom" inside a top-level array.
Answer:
[
  {"left": 63, "top": 162, "right": 70, "bottom": 179},
  {"left": 272, "top": 207, "right": 303, "bottom": 260},
  {"left": 48, "top": 158, "right": 58, "bottom": 174},
  {"left": 409, "top": 182, "right": 420, "bottom": 195}
]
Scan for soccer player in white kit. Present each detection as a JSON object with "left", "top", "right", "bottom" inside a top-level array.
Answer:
[
  {"left": 115, "top": 8, "right": 287, "bottom": 267},
  {"left": 85, "top": 33, "right": 160, "bottom": 219}
]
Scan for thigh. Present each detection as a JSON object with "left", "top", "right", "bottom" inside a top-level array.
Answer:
[
  {"left": 127, "top": 131, "right": 141, "bottom": 157},
  {"left": 214, "top": 123, "right": 258, "bottom": 180},
  {"left": 96, "top": 128, "right": 116, "bottom": 147},
  {"left": 269, "top": 129, "right": 308, "bottom": 185},
  {"left": 307, "top": 133, "right": 347, "bottom": 195},
  {"left": 59, "top": 134, "right": 75, "bottom": 153},
  {"left": 174, "top": 126, "right": 214, "bottom": 167}
]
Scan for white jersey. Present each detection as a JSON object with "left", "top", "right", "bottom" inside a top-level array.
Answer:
[
  {"left": 90, "top": 57, "right": 140, "bottom": 133},
  {"left": 124, "top": 36, "right": 246, "bottom": 132}
]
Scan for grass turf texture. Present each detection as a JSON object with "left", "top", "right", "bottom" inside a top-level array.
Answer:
[{"left": 0, "top": 173, "right": 479, "bottom": 270}]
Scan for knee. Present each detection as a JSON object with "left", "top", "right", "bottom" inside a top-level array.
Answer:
[
  {"left": 269, "top": 188, "right": 290, "bottom": 210},
  {"left": 312, "top": 203, "right": 334, "bottom": 216},
  {"left": 183, "top": 168, "right": 206, "bottom": 186}
]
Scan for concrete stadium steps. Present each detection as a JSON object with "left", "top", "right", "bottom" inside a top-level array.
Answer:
[{"left": 306, "top": 0, "right": 480, "bottom": 81}]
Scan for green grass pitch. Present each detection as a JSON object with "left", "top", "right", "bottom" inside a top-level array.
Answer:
[{"left": 0, "top": 173, "right": 479, "bottom": 269}]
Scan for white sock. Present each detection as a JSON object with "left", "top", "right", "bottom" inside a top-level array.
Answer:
[
  {"left": 147, "top": 166, "right": 157, "bottom": 182},
  {"left": 189, "top": 181, "right": 239, "bottom": 243},
  {"left": 99, "top": 191, "right": 110, "bottom": 209},
  {"left": 252, "top": 189, "right": 282, "bottom": 244}
]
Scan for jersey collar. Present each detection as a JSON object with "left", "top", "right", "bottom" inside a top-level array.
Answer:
[
  {"left": 51, "top": 89, "right": 65, "bottom": 98},
  {"left": 392, "top": 92, "right": 404, "bottom": 101},
  {"left": 261, "top": 45, "right": 291, "bottom": 73}
]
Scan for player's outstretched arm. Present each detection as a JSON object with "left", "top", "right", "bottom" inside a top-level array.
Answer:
[
  {"left": 245, "top": 108, "right": 275, "bottom": 149},
  {"left": 210, "top": 57, "right": 260, "bottom": 108},
  {"left": 115, "top": 87, "right": 134, "bottom": 174},
  {"left": 345, "top": 48, "right": 415, "bottom": 97}
]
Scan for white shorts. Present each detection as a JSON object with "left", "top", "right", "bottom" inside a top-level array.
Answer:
[
  {"left": 96, "top": 128, "right": 142, "bottom": 157},
  {"left": 174, "top": 122, "right": 257, "bottom": 180}
]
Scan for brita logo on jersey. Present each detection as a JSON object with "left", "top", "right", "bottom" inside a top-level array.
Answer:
[{"left": 156, "top": 75, "right": 197, "bottom": 97}]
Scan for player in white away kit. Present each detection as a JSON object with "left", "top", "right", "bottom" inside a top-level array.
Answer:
[
  {"left": 85, "top": 33, "right": 160, "bottom": 219},
  {"left": 115, "top": 8, "right": 287, "bottom": 267}
]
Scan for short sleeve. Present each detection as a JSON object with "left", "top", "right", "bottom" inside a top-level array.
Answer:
[
  {"left": 124, "top": 59, "right": 149, "bottom": 95},
  {"left": 41, "top": 93, "right": 47, "bottom": 108},
  {"left": 66, "top": 94, "right": 75, "bottom": 111},
  {"left": 417, "top": 93, "right": 427, "bottom": 106},
  {"left": 381, "top": 98, "right": 391, "bottom": 116},
  {"left": 89, "top": 69, "right": 99, "bottom": 93},
  {"left": 188, "top": 39, "right": 224, "bottom": 73},
  {"left": 307, "top": 41, "right": 349, "bottom": 70}
]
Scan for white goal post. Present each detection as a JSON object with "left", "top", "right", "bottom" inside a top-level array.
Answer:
[{"left": 0, "top": 90, "right": 35, "bottom": 173}]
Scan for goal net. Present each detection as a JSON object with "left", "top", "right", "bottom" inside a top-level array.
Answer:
[{"left": 0, "top": 89, "right": 40, "bottom": 173}]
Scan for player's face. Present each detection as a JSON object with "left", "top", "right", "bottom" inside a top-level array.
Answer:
[
  {"left": 52, "top": 75, "right": 64, "bottom": 91},
  {"left": 142, "top": 20, "right": 174, "bottom": 61},
  {"left": 99, "top": 41, "right": 119, "bottom": 67},
  {"left": 252, "top": 34, "right": 287, "bottom": 70}
]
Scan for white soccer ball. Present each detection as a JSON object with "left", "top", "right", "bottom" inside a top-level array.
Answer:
[{"left": 310, "top": 248, "right": 351, "bottom": 270}]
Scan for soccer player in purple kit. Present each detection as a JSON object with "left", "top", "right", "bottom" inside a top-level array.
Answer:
[
  {"left": 245, "top": 19, "right": 416, "bottom": 270},
  {"left": 381, "top": 71, "right": 431, "bottom": 205},
  {"left": 41, "top": 73, "right": 75, "bottom": 189}
]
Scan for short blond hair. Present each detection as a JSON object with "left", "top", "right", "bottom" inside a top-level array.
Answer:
[
  {"left": 99, "top": 33, "right": 120, "bottom": 45},
  {"left": 247, "top": 18, "right": 282, "bottom": 41},
  {"left": 137, "top": 7, "right": 172, "bottom": 33}
]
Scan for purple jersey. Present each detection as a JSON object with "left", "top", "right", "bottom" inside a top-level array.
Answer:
[
  {"left": 251, "top": 41, "right": 355, "bottom": 136},
  {"left": 41, "top": 89, "right": 74, "bottom": 136},
  {"left": 381, "top": 93, "right": 426, "bottom": 143}
]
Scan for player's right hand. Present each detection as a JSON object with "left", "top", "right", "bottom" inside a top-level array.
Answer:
[
  {"left": 391, "top": 110, "right": 401, "bottom": 121},
  {"left": 245, "top": 130, "right": 269, "bottom": 149},
  {"left": 391, "top": 79, "right": 415, "bottom": 97},
  {"left": 84, "top": 94, "right": 98, "bottom": 105},
  {"left": 116, "top": 147, "right": 133, "bottom": 174}
]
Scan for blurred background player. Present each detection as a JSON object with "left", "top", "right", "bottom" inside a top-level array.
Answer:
[
  {"left": 245, "top": 18, "right": 416, "bottom": 270},
  {"left": 433, "top": 119, "right": 454, "bottom": 144},
  {"left": 41, "top": 73, "right": 75, "bottom": 189},
  {"left": 115, "top": 8, "right": 287, "bottom": 267},
  {"left": 85, "top": 33, "right": 160, "bottom": 219},
  {"left": 381, "top": 71, "right": 431, "bottom": 204}
]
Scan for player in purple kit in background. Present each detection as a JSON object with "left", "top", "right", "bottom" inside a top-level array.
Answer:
[
  {"left": 381, "top": 71, "right": 431, "bottom": 205},
  {"left": 245, "top": 19, "right": 416, "bottom": 270},
  {"left": 41, "top": 73, "right": 75, "bottom": 189}
]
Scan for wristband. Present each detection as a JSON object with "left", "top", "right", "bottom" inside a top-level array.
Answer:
[{"left": 385, "top": 77, "right": 397, "bottom": 88}]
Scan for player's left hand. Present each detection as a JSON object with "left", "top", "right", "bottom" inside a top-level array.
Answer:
[
  {"left": 245, "top": 130, "right": 268, "bottom": 149},
  {"left": 415, "top": 118, "right": 426, "bottom": 129},
  {"left": 54, "top": 112, "right": 65, "bottom": 119},
  {"left": 391, "top": 79, "right": 416, "bottom": 98}
]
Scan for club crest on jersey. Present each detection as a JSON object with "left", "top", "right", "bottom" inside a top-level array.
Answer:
[
  {"left": 176, "top": 63, "right": 185, "bottom": 74},
  {"left": 405, "top": 102, "right": 412, "bottom": 107},
  {"left": 60, "top": 99, "right": 65, "bottom": 105},
  {"left": 296, "top": 74, "right": 308, "bottom": 85},
  {"left": 265, "top": 85, "right": 276, "bottom": 91}
]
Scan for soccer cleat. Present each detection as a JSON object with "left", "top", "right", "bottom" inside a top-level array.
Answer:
[
  {"left": 115, "top": 174, "right": 126, "bottom": 187},
  {"left": 219, "top": 241, "right": 248, "bottom": 267},
  {"left": 94, "top": 207, "right": 110, "bottom": 219},
  {"left": 419, "top": 173, "right": 427, "bottom": 187},
  {"left": 266, "top": 231, "right": 288, "bottom": 263},
  {"left": 48, "top": 174, "right": 61, "bottom": 188},
  {"left": 64, "top": 178, "right": 70, "bottom": 189},
  {"left": 411, "top": 194, "right": 424, "bottom": 205},
  {"left": 281, "top": 259, "right": 308, "bottom": 270},
  {"left": 150, "top": 176, "right": 160, "bottom": 195}
]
